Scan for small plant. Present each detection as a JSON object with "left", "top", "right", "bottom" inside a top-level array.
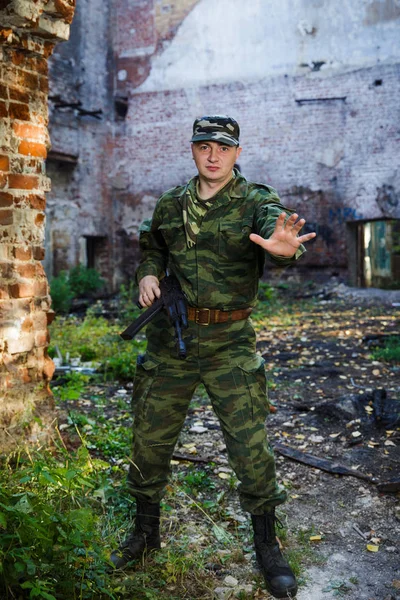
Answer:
[
  {"left": 0, "top": 447, "right": 117, "bottom": 600},
  {"left": 69, "top": 264, "right": 105, "bottom": 297},
  {"left": 179, "top": 468, "right": 215, "bottom": 495},
  {"left": 102, "top": 346, "right": 140, "bottom": 380},
  {"left": 78, "top": 344, "right": 98, "bottom": 362},
  {"left": 257, "top": 282, "right": 276, "bottom": 303},
  {"left": 49, "top": 271, "right": 74, "bottom": 314},
  {"left": 118, "top": 281, "right": 141, "bottom": 323},
  {"left": 52, "top": 371, "right": 89, "bottom": 402},
  {"left": 322, "top": 579, "right": 351, "bottom": 596},
  {"left": 50, "top": 266, "right": 104, "bottom": 315},
  {"left": 370, "top": 336, "right": 400, "bottom": 364}
]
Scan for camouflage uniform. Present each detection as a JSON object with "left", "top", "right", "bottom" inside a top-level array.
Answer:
[{"left": 127, "top": 170, "right": 304, "bottom": 515}]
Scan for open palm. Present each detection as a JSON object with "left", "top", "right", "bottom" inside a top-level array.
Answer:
[{"left": 250, "top": 212, "right": 316, "bottom": 257}]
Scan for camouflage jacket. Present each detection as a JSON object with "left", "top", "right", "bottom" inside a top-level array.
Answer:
[{"left": 136, "top": 171, "right": 305, "bottom": 310}]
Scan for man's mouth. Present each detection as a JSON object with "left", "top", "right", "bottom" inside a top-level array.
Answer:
[{"left": 206, "top": 166, "right": 219, "bottom": 171}]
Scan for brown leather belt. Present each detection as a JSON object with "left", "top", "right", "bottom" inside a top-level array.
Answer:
[{"left": 187, "top": 306, "right": 252, "bottom": 326}]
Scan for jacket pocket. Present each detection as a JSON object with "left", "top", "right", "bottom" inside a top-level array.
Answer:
[{"left": 218, "top": 218, "right": 255, "bottom": 260}]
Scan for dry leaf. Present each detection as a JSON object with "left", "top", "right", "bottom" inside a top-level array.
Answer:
[
  {"left": 310, "top": 535, "right": 322, "bottom": 542},
  {"left": 366, "top": 544, "right": 379, "bottom": 552},
  {"left": 351, "top": 431, "right": 362, "bottom": 438},
  {"left": 218, "top": 472, "right": 230, "bottom": 480},
  {"left": 370, "top": 537, "right": 381, "bottom": 544}
]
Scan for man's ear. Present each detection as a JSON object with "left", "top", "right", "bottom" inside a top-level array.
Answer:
[{"left": 236, "top": 146, "right": 242, "bottom": 160}]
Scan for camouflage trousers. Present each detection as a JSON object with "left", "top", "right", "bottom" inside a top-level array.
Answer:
[{"left": 127, "top": 313, "right": 287, "bottom": 514}]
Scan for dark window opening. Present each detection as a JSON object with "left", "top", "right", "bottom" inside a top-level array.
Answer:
[
  {"left": 115, "top": 95, "right": 129, "bottom": 120},
  {"left": 374, "top": 79, "right": 383, "bottom": 86},
  {"left": 85, "top": 236, "right": 108, "bottom": 273}
]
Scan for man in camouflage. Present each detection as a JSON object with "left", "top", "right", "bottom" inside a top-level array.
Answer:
[{"left": 111, "top": 116, "right": 316, "bottom": 598}]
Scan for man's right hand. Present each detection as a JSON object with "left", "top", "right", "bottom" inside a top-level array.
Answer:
[{"left": 138, "top": 275, "right": 161, "bottom": 307}]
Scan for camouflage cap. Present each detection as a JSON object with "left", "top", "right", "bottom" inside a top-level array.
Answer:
[{"left": 191, "top": 115, "right": 240, "bottom": 147}]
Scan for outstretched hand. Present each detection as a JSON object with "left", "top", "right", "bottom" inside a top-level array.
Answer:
[{"left": 249, "top": 212, "right": 316, "bottom": 257}]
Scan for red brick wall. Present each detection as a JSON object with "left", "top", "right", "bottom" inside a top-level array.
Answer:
[
  {"left": 0, "top": 1, "right": 76, "bottom": 450},
  {"left": 111, "top": 63, "right": 400, "bottom": 274}
]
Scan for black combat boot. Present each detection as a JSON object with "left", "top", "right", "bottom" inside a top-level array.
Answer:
[
  {"left": 110, "top": 499, "right": 161, "bottom": 569},
  {"left": 251, "top": 510, "right": 298, "bottom": 598}
]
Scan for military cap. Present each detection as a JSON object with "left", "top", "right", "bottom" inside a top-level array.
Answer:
[{"left": 191, "top": 115, "right": 240, "bottom": 147}]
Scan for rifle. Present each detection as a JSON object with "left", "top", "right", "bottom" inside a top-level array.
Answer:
[{"left": 120, "top": 274, "right": 188, "bottom": 359}]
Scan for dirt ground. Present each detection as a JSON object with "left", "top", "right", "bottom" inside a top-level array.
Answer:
[
  {"left": 172, "top": 289, "right": 400, "bottom": 599},
  {"left": 59, "top": 287, "right": 400, "bottom": 599}
]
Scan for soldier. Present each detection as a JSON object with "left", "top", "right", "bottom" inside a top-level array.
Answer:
[{"left": 111, "top": 116, "right": 316, "bottom": 599}]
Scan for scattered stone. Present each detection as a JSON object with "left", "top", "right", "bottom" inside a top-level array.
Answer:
[
  {"left": 213, "top": 587, "right": 233, "bottom": 600},
  {"left": 189, "top": 426, "right": 208, "bottom": 434},
  {"left": 223, "top": 575, "right": 238, "bottom": 587},
  {"left": 235, "top": 584, "right": 253, "bottom": 597}
]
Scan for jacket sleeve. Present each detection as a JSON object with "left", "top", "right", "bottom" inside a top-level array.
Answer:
[
  {"left": 254, "top": 187, "right": 306, "bottom": 267},
  {"left": 135, "top": 200, "right": 168, "bottom": 282}
]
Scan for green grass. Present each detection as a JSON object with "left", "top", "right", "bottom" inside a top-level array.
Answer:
[
  {"left": 48, "top": 306, "right": 146, "bottom": 381},
  {"left": 370, "top": 336, "right": 400, "bottom": 364},
  {"left": 0, "top": 286, "right": 323, "bottom": 598}
]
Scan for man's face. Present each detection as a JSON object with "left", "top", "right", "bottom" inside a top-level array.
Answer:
[{"left": 191, "top": 141, "right": 242, "bottom": 184}]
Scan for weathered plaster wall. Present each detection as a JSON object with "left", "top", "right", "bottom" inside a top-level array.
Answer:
[{"left": 136, "top": 0, "right": 400, "bottom": 92}]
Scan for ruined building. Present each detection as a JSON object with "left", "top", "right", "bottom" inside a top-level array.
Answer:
[
  {"left": 47, "top": 0, "right": 400, "bottom": 290},
  {"left": 0, "top": 0, "right": 399, "bottom": 447}
]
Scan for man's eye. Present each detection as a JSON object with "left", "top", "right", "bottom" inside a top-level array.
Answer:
[
  {"left": 200, "top": 145, "right": 209, "bottom": 151},
  {"left": 220, "top": 146, "right": 229, "bottom": 152}
]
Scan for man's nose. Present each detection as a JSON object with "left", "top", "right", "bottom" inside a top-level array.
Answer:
[{"left": 208, "top": 147, "right": 219, "bottom": 162}]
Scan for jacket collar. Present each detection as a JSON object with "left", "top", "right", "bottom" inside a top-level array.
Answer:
[{"left": 172, "top": 169, "right": 249, "bottom": 202}]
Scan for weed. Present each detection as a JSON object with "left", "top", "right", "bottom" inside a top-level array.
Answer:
[
  {"left": 0, "top": 447, "right": 117, "bottom": 600},
  {"left": 68, "top": 265, "right": 105, "bottom": 297},
  {"left": 50, "top": 267, "right": 104, "bottom": 314},
  {"left": 117, "top": 281, "right": 141, "bottom": 323},
  {"left": 53, "top": 371, "right": 89, "bottom": 402},
  {"left": 49, "top": 312, "right": 146, "bottom": 381},
  {"left": 50, "top": 271, "right": 74, "bottom": 314},
  {"left": 179, "top": 468, "right": 215, "bottom": 495},
  {"left": 322, "top": 579, "right": 351, "bottom": 596},
  {"left": 370, "top": 336, "right": 400, "bottom": 364},
  {"left": 257, "top": 282, "right": 276, "bottom": 303}
]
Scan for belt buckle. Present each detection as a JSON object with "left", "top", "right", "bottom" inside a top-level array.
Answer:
[{"left": 196, "top": 308, "right": 211, "bottom": 326}]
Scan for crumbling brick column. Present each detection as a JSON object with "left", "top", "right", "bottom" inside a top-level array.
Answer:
[{"left": 0, "top": 0, "right": 75, "bottom": 451}]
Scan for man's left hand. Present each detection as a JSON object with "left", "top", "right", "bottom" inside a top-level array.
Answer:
[{"left": 249, "top": 212, "right": 316, "bottom": 258}]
